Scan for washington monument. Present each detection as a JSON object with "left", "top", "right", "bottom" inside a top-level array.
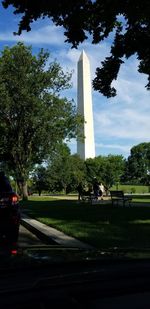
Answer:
[{"left": 77, "top": 50, "right": 95, "bottom": 160}]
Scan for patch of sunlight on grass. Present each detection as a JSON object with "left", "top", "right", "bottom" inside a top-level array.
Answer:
[
  {"left": 29, "top": 196, "right": 56, "bottom": 201},
  {"left": 129, "top": 220, "right": 150, "bottom": 224}
]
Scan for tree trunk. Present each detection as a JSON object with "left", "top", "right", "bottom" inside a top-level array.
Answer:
[
  {"left": 38, "top": 189, "right": 42, "bottom": 196},
  {"left": 17, "top": 179, "right": 28, "bottom": 200}
]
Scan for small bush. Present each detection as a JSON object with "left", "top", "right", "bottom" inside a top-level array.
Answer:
[{"left": 131, "top": 187, "right": 136, "bottom": 194}]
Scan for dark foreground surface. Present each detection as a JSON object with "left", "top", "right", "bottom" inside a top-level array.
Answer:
[
  {"left": 1, "top": 244, "right": 150, "bottom": 308},
  {"left": 1, "top": 220, "right": 150, "bottom": 308}
]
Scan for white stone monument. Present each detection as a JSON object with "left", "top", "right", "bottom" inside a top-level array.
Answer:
[{"left": 77, "top": 50, "right": 95, "bottom": 160}]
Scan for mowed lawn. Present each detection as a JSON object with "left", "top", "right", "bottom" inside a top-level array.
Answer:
[{"left": 21, "top": 196, "right": 150, "bottom": 250}]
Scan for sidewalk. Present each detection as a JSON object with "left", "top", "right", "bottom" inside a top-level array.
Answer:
[{"left": 21, "top": 213, "right": 94, "bottom": 249}]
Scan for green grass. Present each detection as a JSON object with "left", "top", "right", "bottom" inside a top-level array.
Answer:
[
  {"left": 111, "top": 184, "right": 150, "bottom": 194},
  {"left": 21, "top": 196, "right": 150, "bottom": 251}
]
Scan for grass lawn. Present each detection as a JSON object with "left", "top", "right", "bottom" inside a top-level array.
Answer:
[
  {"left": 21, "top": 196, "right": 150, "bottom": 251},
  {"left": 111, "top": 184, "right": 150, "bottom": 194}
]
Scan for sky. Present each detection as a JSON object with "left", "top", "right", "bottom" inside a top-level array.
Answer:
[{"left": 0, "top": 2, "right": 149, "bottom": 159}]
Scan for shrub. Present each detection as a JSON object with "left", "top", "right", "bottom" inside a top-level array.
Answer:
[{"left": 131, "top": 187, "right": 136, "bottom": 194}]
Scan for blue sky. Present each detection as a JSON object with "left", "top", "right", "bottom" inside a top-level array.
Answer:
[{"left": 0, "top": 2, "right": 149, "bottom": 159}]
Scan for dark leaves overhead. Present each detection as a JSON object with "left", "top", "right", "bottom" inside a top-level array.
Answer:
[
  {"left": 93, "top": 56, "right": 124, "bottom": 97},
  {"left": 2, "top": 0, "right": 150, "bottom": 97}
]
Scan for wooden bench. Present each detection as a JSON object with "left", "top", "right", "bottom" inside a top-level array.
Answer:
[
  {"left": 81, "top": 193, "right": 98, "bottom": 204},
  {"left": 110, "top": 190, "right": 132, "bottom": 207}
]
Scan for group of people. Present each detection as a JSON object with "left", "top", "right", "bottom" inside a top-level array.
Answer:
[{"left": 77, "top": 178, "right": 105, "bottom": 201}]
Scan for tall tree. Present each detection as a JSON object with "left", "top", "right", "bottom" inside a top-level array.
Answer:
[
  {"left": 65, "top": 154, "right": 86, "bottom": 193},
  {"left": 46, "top": 144, "right": 85, "bottom": 193},
  {"left": 2, "top": 0, "right": 150, "bottom": 97},
  {"left": 46, "top": 143, "right": 71, "bottom": 193},
  {"left": 31, "top": 166, "right": 50, "bottom": 196},
  {"left": 101, "top": 155, "right": 125, "bottom": 189},
  {"left": 85, "top": 155, "right": 125, "bottom": 189},
  {"left": 125, "top": 142, "right": 150, "bottom": 184},
  {"left": 0, "top": 43, "right": 82, "bottom": 199}
]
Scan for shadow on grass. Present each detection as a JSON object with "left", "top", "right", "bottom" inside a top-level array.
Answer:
[
  {"left": 21, "top": 198, "right": 150, "bottom": 249},
  {"left": 132, "top": 195, "right": 150, "bottom": 200},
  {"left": 21, "top": 199, "right": 150, "bottom": 222}
]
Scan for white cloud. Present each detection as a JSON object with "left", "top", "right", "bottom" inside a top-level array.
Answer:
[
  {"left": 95, "top": 106, "right": 150, "bottom": 140},
  {"left": 113, "top": 77, "right": 149, "bottom": 106},
  {"left": 0, "top": 25, "right": 65, "bottom": 45},
  {"left": 96, "top": 142, "right": 131, "bottom": 154},
  {"left": 90, "top": 54, "right": 150, "bottom": 156}
]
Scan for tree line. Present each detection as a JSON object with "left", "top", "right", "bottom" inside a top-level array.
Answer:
[{"left": 29, "top": 141, "right": 150, "bottom": 196}]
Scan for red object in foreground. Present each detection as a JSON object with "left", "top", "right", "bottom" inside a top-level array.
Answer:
[
  {"left": 11, "top": 249, "right": 18, "bottom": 255},
  {"left": 10, "top": 194, "right": 19, "bottom": 203},
  {"left": 0, "top": 193, "right": 20, "bottom": 244},
  {"left": 0, "top": 172, "right": 20, "bottom": 247}
]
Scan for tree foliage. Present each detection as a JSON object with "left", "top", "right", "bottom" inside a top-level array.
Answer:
[
  {"left": 125, "top": 142, "right": 150, "bottom": 185},
  {"left": 46, "top": 143, "right": 85, "bottom": 193},
  {"left": 0, "top": 43, "right": 82, "bottom": 198},
  {"left": 31, "top": 166, "right": 50, "bottom": 196},
  {"left": 31, "top": 153, "right": 125, "bottom": 195},
  {"left": 2, "top": 0, "right": 150, "bottom": 97},
  {"left": 85, "top": 155, "right": 125, "bottom": 189}
]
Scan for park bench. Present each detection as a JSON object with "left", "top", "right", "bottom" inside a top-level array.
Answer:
[
  {"left": 81, "top": 193, "right": 98, "bottom": 204},
  {"left": 110, "top": 190, "right": 132, "bottom": 207}
]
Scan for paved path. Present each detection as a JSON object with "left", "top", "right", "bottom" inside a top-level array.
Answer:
[
  {"left": 18, "top": 225, "right": 43, "bottom": 247},
  {"left": 21, "top": 214, "right": 93, "bottom": 249}
]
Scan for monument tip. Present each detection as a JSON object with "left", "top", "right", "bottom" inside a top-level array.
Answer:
[{"left": 79, "top": 50, "right": 88, "bottom": 61}]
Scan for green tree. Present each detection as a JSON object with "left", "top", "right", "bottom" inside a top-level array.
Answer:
[
  {"left": 46, "top": 143, "right": 71, "bottom": 193},
  {"left": 84, "top": 157, "right": 101, "bottom": 183},
  {"left": 102, "top": 155, "right": 125, "bottom": 190},
  {"left": 31, "top": 166, "right": 50, "bottom": 196},
  {"left": 85, "top": 155, "right": 125, "bottom": 189},
  {"left": 125, "top": 142, "right": 150, "bottom": 184},
  {"left": 3, "top": 0, "right": 150, "bottom": 97},
  {"left": 47, "top": 144, "right": 85, "bottom": 193},
  {"left": 0, "top": 43, "right": 82, "bottom": 199},
  {"left": 65, "top": 154, "right": 86, "bottom": 193}
]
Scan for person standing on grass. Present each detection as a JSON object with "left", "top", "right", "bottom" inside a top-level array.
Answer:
[
  {"left": 77, "top": 182, "right": 84, "bottom": 201},
  {"left": 99, "top": 183, "right": 105, "bottom": 200},
  {"left": 93, "top": 178, "right": 99, "bottom": 200}
]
